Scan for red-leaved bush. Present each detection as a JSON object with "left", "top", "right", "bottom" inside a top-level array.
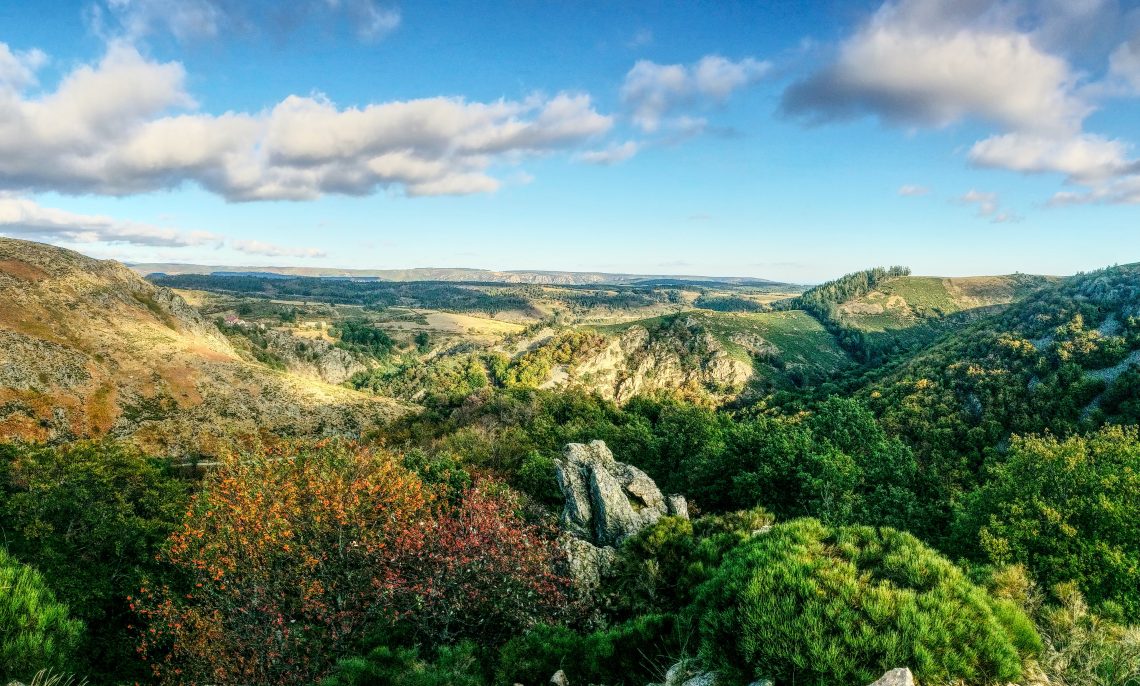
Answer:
[
  {"left": 402, "top": 481, "right": 569, "bottom": 647},
  {"left": 135, "top": 443, "right": 569, "bottom": 686}
]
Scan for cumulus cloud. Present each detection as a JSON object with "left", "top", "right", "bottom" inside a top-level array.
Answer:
[
  {"left": 0, "top": 44, "right": 47, "bottom": 90},
  {"left": 621, "top": 55, "right": 770, "bottom": 132},
  {"left": 0, "top": 195, "right": 325, "bottom": 256},
  {"left": 968, "top": 133, "right": 1134, "bottom": 182},
  {"left": 898, "top": 184, "right": 930, "bottom": 196},
  {"left": 783, "top": 0, "right": 1140, "bottom": 207},
  {"left": 575, "top": 141, "right": 640, "bottom": 165},
  {"left": 781, "top": 1, "right": 1087, "bottom": 135},
  {"left": 0, "top": 42, "right": 612, "bottom": 201}
]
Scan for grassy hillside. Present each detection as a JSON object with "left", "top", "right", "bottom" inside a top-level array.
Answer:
[
  {"left": 0, "top": 238, "right": 404, "bottom": 454},
  {"left": 837, "top": 274, "right": 1052, "bottom": 333}
]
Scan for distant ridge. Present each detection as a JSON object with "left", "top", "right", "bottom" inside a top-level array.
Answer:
[{"left": 129, "top": 263, "right": 790, "bottom": 287}]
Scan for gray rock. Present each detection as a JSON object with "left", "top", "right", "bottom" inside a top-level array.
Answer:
[
  {"left": 745, "top": 680, "right": 774, "bottom": 686},
  {"left": 550, "top": 669, "right": 569, "bottom": 686},
  {"left": 556, "top": 439, "right": 681, "bottom": 548},
  {"left": 666, "top": 494, "right": 689, "bottom": 519},
  {"left": 560, "top": 534, "right": 618, "bottom": 593},
  {"left": 868, "top": 668, "right": 915, "bottom": 686},
  {"left": 680, "top": 673, "right": 717, "bottom": 686},
  {"left": 589, "top": 462, "right": 642, "bottom": 546}
]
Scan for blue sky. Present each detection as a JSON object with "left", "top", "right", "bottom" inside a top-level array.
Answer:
[{"left": 0, "top": 0, "right": 1137, "bottom": 282}]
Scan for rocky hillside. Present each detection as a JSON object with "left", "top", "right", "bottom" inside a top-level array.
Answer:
[{"left": 0, "top": 238, "right": 404, "bottom": 455}]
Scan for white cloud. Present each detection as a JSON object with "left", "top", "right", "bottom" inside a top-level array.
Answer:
[
  {"left": 968, "top": 132, "right": 1132, "bottom": 181},
  {"left": 1107, "top": 37, "right": 1140, "bottom": 94},
  {"left": 782, "top": 1, "right": 1088, "bottom": 135},
  {"left": 0, "top": 195, "right": 218, "bottom": 247},
  {"left": 628, "top": 28, "right": 653, "bottom": 48},
  {"left": 0, "top": 44, "right": 47, "bottom": 91},
  {"left": 230, "top": 239, "right": 326, "bottom": 258},
  {"left": 575, "top": 141, "right": 640, "bottom": 165},
  {"left": 0, "top": 43, "right": 612, "bottom": 201},
  {"left": 956, "top": 188, "right": 1022, "bottom": 222},
  {"left": 783, "top": 0, "right": 1140, "bottom": 209},
  {"left": 621, "top": 55, "right": 770, "bottom": 132},
  {"left": 898, "top": 184, "right": 930, "bottom": 196},
  {"left": 1049, "top": 175, "right": 1140, "bottom": 206}
]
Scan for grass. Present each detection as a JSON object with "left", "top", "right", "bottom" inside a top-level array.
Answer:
[{"left": 839, "top": 275, "right": 1050, "bottom": 333}]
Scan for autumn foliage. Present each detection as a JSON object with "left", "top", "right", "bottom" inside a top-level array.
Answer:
[
  {"left": 136, "top": 442, "right": 569, "bottom": 685},
  {"left": 403, "top": 482, "right": 569, "bottom": 647}
]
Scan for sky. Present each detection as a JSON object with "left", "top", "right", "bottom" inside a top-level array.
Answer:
[{"left": 0, "top": 0, "right": 1138, "bottom": 282}]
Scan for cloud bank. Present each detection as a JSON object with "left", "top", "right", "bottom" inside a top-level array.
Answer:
[
  {"left": 0, "top": 42, "right": 612, "bottom": 202},
  {"left": 0, "top": 195, "right": 324, "bottom": 256},
  {"left": 783, "top": 0, "right": 1140, "bottom": 205}
]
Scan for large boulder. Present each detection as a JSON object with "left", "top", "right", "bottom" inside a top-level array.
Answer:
[
  {"left": 555, "top": 440, "right": 688, "bottom": 617},
  {"left": 556, "top": 440, "right": 685, "bottom": 547}
]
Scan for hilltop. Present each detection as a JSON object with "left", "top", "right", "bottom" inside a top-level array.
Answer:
[
  {"left": 0, "top": 238, "right": 404, "bottom": 455},
  {"left": 130, "top": 262, "right": 790, "bottom": 287}
]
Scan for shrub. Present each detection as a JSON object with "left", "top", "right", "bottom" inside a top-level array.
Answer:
[
  {"left": 694, "top": 519, "right": 1040, "bottom": 686},
  {"left": 496, "top": 614, "right": 688, "bottom": 686},
  {"left": 0, "top": 548, "right": 83, "bottom": 681},
  {"left": 401, "top": 481, "right": 570, "bottom": 648},
  {"left": 136, "top": 442, "right": 434, "bottom": 686},
  {"left": 320, "top": 642, "right": 485, "bottom": 686}
]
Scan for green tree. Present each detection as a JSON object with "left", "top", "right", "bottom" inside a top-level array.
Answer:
[
  {"left": 0, "top": 441, "right": 189, "bottom": 681},
  {"left": 957, "top": 426, "right": 1140, "bottom": 616}
]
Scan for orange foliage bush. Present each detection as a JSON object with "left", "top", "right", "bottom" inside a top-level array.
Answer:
[
  {"left": 136, "top": 443, "right": 571, "bottom": 685},
  {"left": 136, "top": 442, "right": 433, "bottom": 686}
]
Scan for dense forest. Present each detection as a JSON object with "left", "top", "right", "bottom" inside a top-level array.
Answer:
[{"left": 3, "top": 263, "right": 1140, "bottom": 686}]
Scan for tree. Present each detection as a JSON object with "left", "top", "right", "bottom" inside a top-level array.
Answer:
[
  {"left": 137, "top": 442, "right": 434, "bottom": 686},
  {"left": 957, "top": 426, "right": 1140, "bottom": 616},
  {"left": 0, "top": 548, "right": 83, "bottom": 682},
  {"left": 0, "top": 441, "right": 188, "bottom": 681},
  {"left": 694, "top": 519, "right": 1040, "bottom": 685}
]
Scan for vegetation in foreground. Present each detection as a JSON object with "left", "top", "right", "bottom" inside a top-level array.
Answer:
[{"left": 1, "top": 259, "right": 1139, "bottom": 685}]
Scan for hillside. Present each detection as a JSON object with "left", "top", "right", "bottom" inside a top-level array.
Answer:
[
  {"left": 0, "top": 238, "right": 404, "bottom": 455},
  {"left": 860, "top": 263, "right": 1140, "bottom": 497},
  {"left": 836, "top": 274, "right": 1052, "bottom": 334}
]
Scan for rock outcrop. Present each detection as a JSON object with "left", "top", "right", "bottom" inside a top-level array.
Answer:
[
  {"left": 555, "top": 440, "right": 687, "bottom": 602},
  {"left": 556, "top": 440, "right": 686, "bottom": 547},
  {"left": 868, "top": 668, "right": 915, "bottom": 686}
]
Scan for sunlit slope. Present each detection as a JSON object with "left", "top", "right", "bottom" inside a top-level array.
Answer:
[{"left": 0, "top": 238, "right": 406, "bottom": 454}]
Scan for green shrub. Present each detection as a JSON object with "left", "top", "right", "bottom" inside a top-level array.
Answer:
[
  {"left": 0, "top": 548, "right": 83, "bottom": 681},
  {"left": 694, "top": 519, "right": 1040, "bottom": 685},
  {"left": 0, "top": 441, "right": 189, "bottom": 681},
  {"left": 496, "top": 614, "right": 687, "bottom": 686},
  {"left": 321, "top": 643, "right": 485, "bottom": 686}
]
